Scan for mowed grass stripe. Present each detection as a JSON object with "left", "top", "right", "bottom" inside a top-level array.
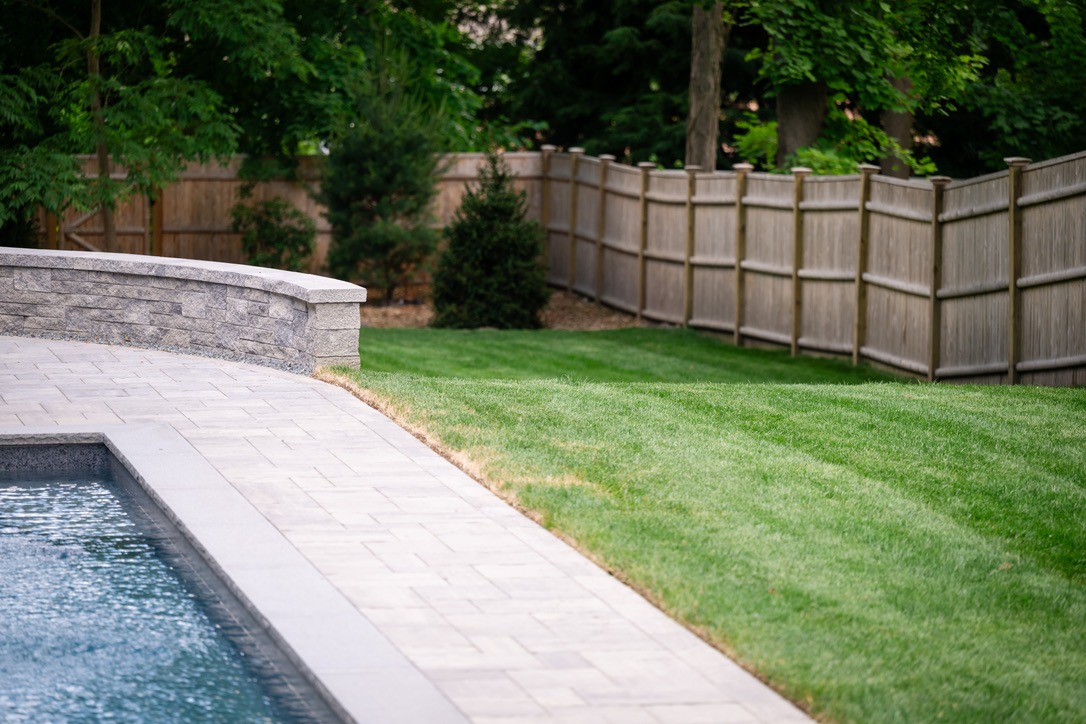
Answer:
[
  {"left": 338, "top": 328, "right": 1086, "bottom": 723},
  {"left": 357, "top": 327, "right": 899, "bottom": 384}
]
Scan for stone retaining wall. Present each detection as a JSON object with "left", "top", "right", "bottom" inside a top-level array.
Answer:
[{"left": 0, "top": 248, "right": 366, "bottom": 372}]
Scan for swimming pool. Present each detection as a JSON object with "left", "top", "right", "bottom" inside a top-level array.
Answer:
[
  {"left": 0, "top": 425, "right": 467, "bottom": 724},
  {"left": 0, "top": 444, "right": 338, "bottom": 722}
]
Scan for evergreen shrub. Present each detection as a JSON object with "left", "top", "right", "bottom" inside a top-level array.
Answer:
[
  {"left": 230, "top": 192, "right": 315, "bottom": 272},
  {"left": 319, "top": 67, "right": 442, "bottom": 303},
  {"left": 432, "top": 152, "right": 549, "bottom": 329}
]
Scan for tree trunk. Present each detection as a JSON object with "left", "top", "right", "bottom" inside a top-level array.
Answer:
[
  {"left": 880, "top": 76, "right": 914, "bottom": 178},
  {"left": 88, "top": 0, "right": 118, "bottom": 252},
  {"left": 775, "top": 81, "right": 827, "bottom": 168},
  {"left": 685, "top": 3, "right": 730, "bottom": 170}
]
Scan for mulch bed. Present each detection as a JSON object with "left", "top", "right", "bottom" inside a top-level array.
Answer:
[{"left": 360, "top": 291, "right": 645, "bottom": 331}]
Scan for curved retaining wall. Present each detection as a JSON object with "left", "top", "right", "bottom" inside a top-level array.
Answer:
[{"left": 0, "top": 248, "right": 366, "bottom": 372}]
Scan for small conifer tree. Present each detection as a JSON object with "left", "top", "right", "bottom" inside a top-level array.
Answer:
[
  {"left": 319, "top": 55, "right": 442, "bottom": 303},
  {"left": 432, "top": 152, "right": 549, "bottom": 328}
]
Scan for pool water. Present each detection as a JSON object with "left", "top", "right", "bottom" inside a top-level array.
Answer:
[{"left": 0, "top": 465, "right": 335, "bottom": 722}]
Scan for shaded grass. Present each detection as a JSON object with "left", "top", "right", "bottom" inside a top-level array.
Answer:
[
  {"left": 358, "top": 327, "right": 899, "bottom": 383},
  {"left": 339, "top": 328, "right": 1086, "bottom": 723}
]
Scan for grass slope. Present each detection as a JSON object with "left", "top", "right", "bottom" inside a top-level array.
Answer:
[{"left": 340, "top": 327, "right": 1086, "bottom": 723}]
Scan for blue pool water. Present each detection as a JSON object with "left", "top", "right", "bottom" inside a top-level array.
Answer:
[{"left": 0, "top": 458, "right": 335, "bottom": 722}]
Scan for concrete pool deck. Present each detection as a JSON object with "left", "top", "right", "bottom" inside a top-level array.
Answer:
[{"left": 0, "top": 335, "right": 811, "bottom": 724}]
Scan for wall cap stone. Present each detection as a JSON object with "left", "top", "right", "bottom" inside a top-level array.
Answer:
[
  {"left": 0, "top": 247, "right": 367, "bottom": 305},
  {"left": 0, "top": 247, "right": 365, "bottom": 373}
]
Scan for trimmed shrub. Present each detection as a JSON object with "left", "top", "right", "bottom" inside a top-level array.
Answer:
[
  {"left": 432, "top": 152, "right": 549, "bottom": 328},
  {"left": 230, "top": 193, "right": 315, "bottom": 272}
]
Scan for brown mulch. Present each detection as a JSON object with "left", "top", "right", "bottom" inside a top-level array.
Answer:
[
  {"left": 539, "top": 291, "right": 643, "bottom": 330},
  {"left": 359, "top": 291, "right": 643, "bottom": 331},
  {"left": 359, "top": 300, "right": 435, "bottom": 328}
]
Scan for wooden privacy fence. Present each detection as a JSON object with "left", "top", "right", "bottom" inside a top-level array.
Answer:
[
  {"left": 39, "top": 157, "right": 328, "bottom": 267},
  {"left": 31, "top": 149, "right": 1084, "bottom": 385},
  {"left": 539, "top": 146, "right": 1086, "bottom": 386},
  {"left": 37, "top": 153, "right": 544, "bottom": 278}
]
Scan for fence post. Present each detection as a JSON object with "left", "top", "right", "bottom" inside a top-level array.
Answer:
[
  {"left": 143, "top": 193, "right": 151, "bottom": 255},
  {"left": 1005, "top": 156, "right": 1031, "bottom": 385},
  {"left": 540, "top": 145, "right": 556, "bottom": 268},
  {"left": 567, "top": 147, "right": 585, "bottom": 293},
  {"left": 596, "top": 154, "right": 615, "bottom": 303},
  {"left": 683, "top": 165, "right": 702, "bottom": 326},
  {"left": 733, "top": 163, "right": 753, "bottom": 346},
  {"left": 45, "top": 211, "right": 59, "bottom": 249},
  {"left": 637, "top": 161, "right": 655, "bottom": 322},
  {"left": 928, "top": 176, "right": 951, "bottom": 381},
  {"left": 853, "top": 164, "right": 879, "bottom": 365},
  {"left": 790, "top": 167, "right": 812, "bottom": 356},
  {"left": 151, "top": 189, "right": 164, "bottom": 257}
]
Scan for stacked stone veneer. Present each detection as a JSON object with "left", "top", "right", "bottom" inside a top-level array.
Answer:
[{"left": 0, "top": 248, "right": 366, "bottom": 372}]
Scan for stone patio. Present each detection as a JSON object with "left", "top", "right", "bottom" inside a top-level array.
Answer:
[{"left": 0, "top": 335, "right": 811, "bottom": 724}]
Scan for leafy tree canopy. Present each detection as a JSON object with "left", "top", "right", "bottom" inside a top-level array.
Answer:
[
  {"left": 318, "top": 49, "right": 445, "bottom": 300},
  {"left": 0, "top": 0, "right": 248, "bottom": 226},
  {"left": 0, "top": 0, "right": 494, "bottom": 234},
  {"left": 918, "top": 0, "right": 1086, "bottom": 175},
  {"left": 494, "top": 0, "right": 698, "bottom": 164},
  {"left": 3, "top": 0, "right": 1085, "bottom": 226},
  {"left": 489, "top": 0, "right": 1084, "bottom": 175}
]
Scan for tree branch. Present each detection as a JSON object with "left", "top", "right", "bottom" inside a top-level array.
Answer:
[{"left": 11, "top": 0, "right": 84, "bottom": 39}]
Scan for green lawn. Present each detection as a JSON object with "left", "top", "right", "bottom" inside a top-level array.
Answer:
[
  {"left": 336, "top": 327, "right": 1086, "bottom": 723},
  {"left": 355, "top": 327, "right": 899, "bottom": 383}
]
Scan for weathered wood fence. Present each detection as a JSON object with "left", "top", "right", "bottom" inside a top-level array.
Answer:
[
  {"left": 37, "top": 153, "right": 543, "bottom": 275},
  {"left": 540, "top": 147, "right": 1086, "bottom": 386},
  {"left": 32, "top": 149, "right": 1084, "bottom": 385}
]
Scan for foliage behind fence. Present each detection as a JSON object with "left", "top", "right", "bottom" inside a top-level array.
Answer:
[{"left": 33, "top": 149, "right": 1085, "bottom": 385}]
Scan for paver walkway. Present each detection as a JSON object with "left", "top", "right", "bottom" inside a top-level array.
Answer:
[{"left": 0, "top": 336, "right": 810, "bottom": 724}]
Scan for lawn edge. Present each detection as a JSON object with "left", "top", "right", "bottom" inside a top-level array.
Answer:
[{"left": 313, "top": 367, "right": 823, "bottom": 721}]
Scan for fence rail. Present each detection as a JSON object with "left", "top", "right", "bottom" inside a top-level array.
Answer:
[{"left": 30, "top": 148, "right": 1086, "bottom": 385}]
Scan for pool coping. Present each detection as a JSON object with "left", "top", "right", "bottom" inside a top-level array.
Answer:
[{"left": 0, "top": 425, "right": 467, "bottom": 724}]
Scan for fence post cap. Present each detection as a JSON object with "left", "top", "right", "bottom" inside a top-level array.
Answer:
[
  {"left": 540, "top": 144, "right": 558, "bottom": 152},
  {"left": 929, "top": 175, "right": 952, "bottom": 187},
  {"left": 858, "top": 163, "right": 881, "bottom": 175},
  {"left": 733, "top": 163, "right": 754, "bottom": 172},
  {"left": 1004, "top": 156, "right": 1031, "bottom": 168},
  {"left": 790, "top": 167, "right": 813, "bottom": 177},
  {"left": 569, "top": 147, "right": 586, "bottom": 155},
  {"left": 637, "top": 162, "right": 657, "bottom": 170},
  {"left": 599, "top": 154, "right": 617, "bottom": 162}
]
